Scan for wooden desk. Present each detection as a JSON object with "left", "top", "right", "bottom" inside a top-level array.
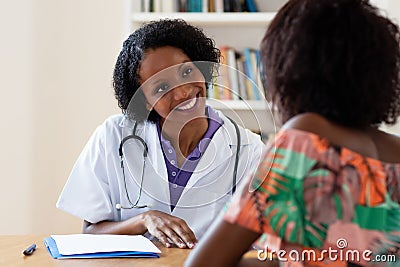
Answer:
[{"left": 0, "top": 235, "right": 190, "bottom": 267}]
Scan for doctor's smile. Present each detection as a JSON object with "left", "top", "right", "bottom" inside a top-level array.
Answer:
[{"left": 175, "top": 97, "right": 198, "bottom": 112}]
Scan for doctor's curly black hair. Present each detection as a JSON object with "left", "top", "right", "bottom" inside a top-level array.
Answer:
[{"left": 113, "top": 19, "right": 220, "bottom": 122}]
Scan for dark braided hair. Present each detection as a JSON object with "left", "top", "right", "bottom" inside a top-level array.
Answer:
[{"left": 113, "top": 19, "right": 220, "bottom": 122}]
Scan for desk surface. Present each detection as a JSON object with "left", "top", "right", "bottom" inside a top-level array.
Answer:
[
  {"left": 1, "top": 235, "right": 261, "bottom": 267},
  {"left": 0, "top": 235, "right": 190, "bottom": 267}
]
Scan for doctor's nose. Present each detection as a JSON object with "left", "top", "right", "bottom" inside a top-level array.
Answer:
[{"left": 172, "top": 85, "right": 193, "bottom": 101}]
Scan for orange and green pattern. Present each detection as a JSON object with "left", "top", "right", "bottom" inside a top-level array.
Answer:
[{"left": 224, "top": 128, "right": 400, "bottom": 266}]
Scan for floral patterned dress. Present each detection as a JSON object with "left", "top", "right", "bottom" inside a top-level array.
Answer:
[{"left": 224, "top": 129, "right": 400, "bottom": 267}]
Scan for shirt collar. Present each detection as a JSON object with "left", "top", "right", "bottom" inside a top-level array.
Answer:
[{"left": 157, "top": 106, "right": 223, "bottom": 159}]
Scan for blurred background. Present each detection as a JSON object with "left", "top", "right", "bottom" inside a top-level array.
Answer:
[{"left": 1, "top": 0, "right": 399, "bottom": 234}]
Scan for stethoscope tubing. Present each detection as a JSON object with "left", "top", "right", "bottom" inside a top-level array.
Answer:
[{"left": 117, "top": 117, "right": 240, "bottom": 209}]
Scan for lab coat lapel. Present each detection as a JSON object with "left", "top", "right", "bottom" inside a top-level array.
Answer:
[
  {"left": 135, "top": 122, "right": 168, "bottom": 179},
  {"left": 176, "top": 117, "right": 246, "bottom": 208},
  {"left": 184, "top": 126, "right": 233, "bottom": 189},
  {"left": 172, "top": 128, "right": 234, "bottom": 217}
]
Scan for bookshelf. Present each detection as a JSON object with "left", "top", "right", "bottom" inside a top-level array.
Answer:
[
  {"left": 129, "top": 0, "right": 287, "bottom": 137},
  {"left": 206, "top": 99, "right": 267, "bottom": 111},
  {"left": 131, "top": 12, "right": 276, "bottom": 26}
]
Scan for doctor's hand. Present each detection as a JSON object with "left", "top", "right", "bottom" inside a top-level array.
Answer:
[{"left": 141, "top": 210, "right": 197, "bottom": 249}]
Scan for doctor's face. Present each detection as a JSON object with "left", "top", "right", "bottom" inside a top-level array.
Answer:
[{"left": 138, "top": 46, "right": 207, "bottom": 125}]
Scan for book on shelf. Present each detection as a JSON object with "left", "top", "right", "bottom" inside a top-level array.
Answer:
[
  {"left": 242, "top": 58, "right": 254, "bottom": 100},
  {"left": 223, "top": 0, "right": 231, "bottom": 12},
  {"left": 216, "top": 46, "right": 232, "bottom": 100},
  {"left": 236, "top": 55, "right": 249, "bottom": 100},
  {"left": 163, "top": 0, "right": 177, "bottom": 12},
  {"left": 187, "top": 0, "right": 202, "bottom": 12},
  {"left": 231, "top": 0, "right": 243, "bottom": 12},
  {"left": 153, "top": 0, "right": 162, "bottom": 12},
  {"left": 226, "top": 47, "right": 240, "bottom": 100},
  {"left": 139, "top": 0, "right": 260, "bottom": 13},
  {"left": 210, "top": 46, "right": 264, "bottom": 101},
  {"left": 253, "top": 49, "right": 265, "bottom": 99},
  {"left": 213, "top": 0, "right": 224, "bottom": 12},
  {"left": 178, "top": 0, "right": 187, "bottom": 12},
  {"left": 245, "top": 0, "right": 258, "bottom": 12},
  {"left": 207, "top": 82, "right": 215, "bottom": 99},
  {"left": 202, "top": 0, "right": 209, "bottom": 12},
  {"left": 141, "top": 0, "right": 150, "bottom": 12},
  {"left": 243, "top": 47, "right": 260, "bottom": 100},
  {"left": 141, "top": 0, "right": 170, "bottom": 12},
  {"left": 208, "top": 0, "right": 215, "bottom": 12}
]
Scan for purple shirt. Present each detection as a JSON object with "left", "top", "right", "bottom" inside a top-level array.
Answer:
[{"left": 157, "top": 106, "right": 223, "bottom": 211}]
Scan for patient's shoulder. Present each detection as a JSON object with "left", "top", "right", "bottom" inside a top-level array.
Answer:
[
  {"left": 282, "top": 113, "right": 334, "bottom": 134},
  {"left": 282, "top": 113, "right": 400, "bottom": 163}
]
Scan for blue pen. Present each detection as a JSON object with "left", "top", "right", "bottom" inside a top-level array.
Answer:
[{"left": 23, "top": 243, "right": 37, "bottom": 256}]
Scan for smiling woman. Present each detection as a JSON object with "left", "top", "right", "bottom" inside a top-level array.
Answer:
[
  {"left": 139, "top": 47, "right": 209, "bottom": 164},
  {"left": 139, "top": 47, "right": 207, "bottom": 134},
  {"left": 56, "top": 19, "right": 265, "bottom": 249}
]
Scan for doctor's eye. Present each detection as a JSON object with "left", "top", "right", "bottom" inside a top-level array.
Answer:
[
  {"left": 154, "top": 83, "right": 170, "bottom": 94},
  {"left": 181, "top": 65, "right": 193, "bottom": 78}
]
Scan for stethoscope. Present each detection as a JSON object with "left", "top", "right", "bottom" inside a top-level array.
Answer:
[{"left": 115, "top": 117, "right": 241, "bottom": 210}]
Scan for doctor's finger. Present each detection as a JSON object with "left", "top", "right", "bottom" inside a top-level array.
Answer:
[
  {"left": 170, "top": 221, "right": 197, "bottom": 247},
  {"left": 152, "top": 229, "right": 171, "bottom": 248},
  {"left": 163, "top": 227, "right": 189, "bottom": 248}
]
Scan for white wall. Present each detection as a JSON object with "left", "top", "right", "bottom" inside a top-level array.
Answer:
[
  {"left": 0, "top": 0, "right": 127, "bottom": 234},
  {"left": 371, "top": 0, "right": 400, "bottom": 135},
  {"left": 0, "top": 1, "right": 35, "bottom": 234},
  {"left": 1, "top": 0, "right": 400, "bottom": 234}
]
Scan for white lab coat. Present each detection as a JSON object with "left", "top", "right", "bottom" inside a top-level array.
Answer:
[{"left": 57, "top": 111, "right": 264, "bottom": 239}]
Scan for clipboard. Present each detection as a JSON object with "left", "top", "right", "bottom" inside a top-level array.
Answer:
[{"left": 44, "top": 234, "right": 161, "bottom": 259}]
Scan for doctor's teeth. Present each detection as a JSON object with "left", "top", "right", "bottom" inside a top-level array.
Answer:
[{"left": 177, "top": 98, "right": 196, "bottom": 111}]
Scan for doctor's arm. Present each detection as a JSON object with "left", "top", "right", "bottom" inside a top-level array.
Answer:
[
  {"left": 82, "top": 210, "right": 197, "bottom": 248},
  {"left": 184, "top": 218, "right": 278, "bottom": 267}
]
